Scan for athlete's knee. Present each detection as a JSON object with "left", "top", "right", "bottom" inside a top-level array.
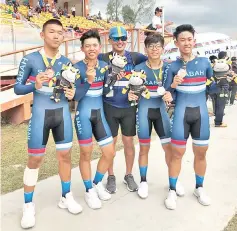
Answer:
[
  {"left": 80, "top": 147, "right": 92, "bottom": 162},
  {"left": 23, "top": 166, "right": 39, "bottom": 186},
  {"left": 193, "top": 146, "right": 208, "bottom": 160},
  {"left": 122, "top": 136, "right": 135, "bottom": 152},
  {"left": 102, "top": 144, "right": 115, "bottom": 161},
  {"left": 139, "top": 145, "right": 150, "bottom": 157},
  {"left": 171, "top": 146, "right": 185, "bottom": 160},
  {"left": 27, "top": 156, "right": 44, "bottom": 168},
  {"left": 57, "top": 149, "right": 71, "bottom": 163}
]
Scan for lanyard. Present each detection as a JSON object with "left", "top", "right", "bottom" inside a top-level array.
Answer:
[
  {"left": 147, "top": 61, "right": 163, "bottom": 82},
  {"left": 40, "top": 48, "right": 59, "bottom": 68},
  {"left": 151, "top": 67, "right": 163, "bottom": 82},
  {"left": 41, "top": 53, "right": 57, "bottom": 68}
]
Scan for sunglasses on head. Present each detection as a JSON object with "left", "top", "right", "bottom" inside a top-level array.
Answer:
[{"left": 110, "top": 36, "right": 127, "bottom": 42}]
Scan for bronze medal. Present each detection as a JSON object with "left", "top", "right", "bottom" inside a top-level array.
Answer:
[{"left": 45, "top": 66, "right": 55, "bottom": 79}]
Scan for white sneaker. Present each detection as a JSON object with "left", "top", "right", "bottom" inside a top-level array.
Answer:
[
  {"left": 58, "top": 192, "right": 83, "bottom": 214},
  {"left": 138, "top": 182, "right": 148, "bottom": 199},
  {"left": 94, "top": 182, "right": 112, "bottom": 201},
  {"left": 165, "top": 190, "right": 177, "bottom": 210},
  {"left": 21, "top": 202, "right": 36, "bottom": 229},
  {"left": 85, "top": 188, "right": 102, "bottom": 209},
  {"left": 176, "top": 181, "right": 185, "bottom": 197},
  {"left": 194, "top": 187, "right": 211, "bottom": 206}
]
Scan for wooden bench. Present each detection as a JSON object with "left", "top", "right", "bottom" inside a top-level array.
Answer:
[{"left": 0, "top": 88, "right": 33, "bottom": 124}]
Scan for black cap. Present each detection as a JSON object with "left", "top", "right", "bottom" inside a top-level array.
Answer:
[{"left": 218, "top": 51, "right": 227, "bottom": 59}]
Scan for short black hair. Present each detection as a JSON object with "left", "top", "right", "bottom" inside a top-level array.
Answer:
[
  {"left": 144, "top": 33, "right": 164, "bottom": 47},
  {"left": 80, "top": 29, "right": 101, "bottom": 46},
  {"left": 155, "top": 7, "right": 162, "bottom": 14},
  {"left": 218, "top": 51, "right": 227, "bottom": 59},
  {"left": 42, "top": 19, "right": 63, "bottom": 31},
  {"left": 173, "top": 24, "right": 195, "bottom": 40},
  {"left": 209, "top": 55, "right": 217, "bottom": 64}
]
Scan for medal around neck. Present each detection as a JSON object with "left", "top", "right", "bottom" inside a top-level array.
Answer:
[{"left": 45, "top": 67, "right": 55, "bottom": 79}]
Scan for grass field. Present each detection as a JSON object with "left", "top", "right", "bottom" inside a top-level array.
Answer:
[{"left": 1, "top": 121, "right": 139, "bottom": 194}]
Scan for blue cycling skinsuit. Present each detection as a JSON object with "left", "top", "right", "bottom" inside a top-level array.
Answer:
[
  {"left": 164, "top": 57, "right": 213, "bottom": 148},
  {"left": 98, "top": 50, "right": 147, "bottom": 137},
  {"left": 14, "top": 49, "right": 73, "bottom": 156},
  {"left": 135, "top": 61, "right": 171, "bottom": 146},
  {"left": 74, "top": 60, "right": 113, "bottom": 147}
]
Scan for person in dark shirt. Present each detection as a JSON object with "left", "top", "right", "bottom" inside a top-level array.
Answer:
[{"left": 98, "top": 26, "right": 147, "bottom": 194}]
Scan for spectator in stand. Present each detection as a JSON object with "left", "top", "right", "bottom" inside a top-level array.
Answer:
[
  {"left": 58, "top": 7, "right": 63, "bottom": 17},
  {"left": 46, "top": 2, "right": 50, "bottom": 12},
  {"left": 71, "top": 5, "right": 76, "bottom": 17},
  {"left": 86, "top": 14, "right": 93, "bottom": 20},
  {"left": 52, "top": 9, "right": 60, "bottom": 19},
  {"left": 68, "top": 24, "right": 74, "bottom": 32},
  {"left": 15, "top": 11, "right": 20, "bottom": 20},
  {"left": 27, "top": 8, "right": 33, "bottom": 21},
  {"left": 74, "top": 25, "right": 82, "bottom": 33}
]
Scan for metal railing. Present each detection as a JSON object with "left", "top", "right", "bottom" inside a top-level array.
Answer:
[{"left": 0, "top": 28, "right": 172, "bottom": 90}]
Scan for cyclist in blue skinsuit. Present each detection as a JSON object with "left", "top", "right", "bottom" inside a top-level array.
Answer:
[
  {"left": 164, "top": 24, "right": 213, "bottom": 210},
  {"left": 14, "top": 19, "right": 82, "bottom": 229},
  {"left": 129, "top": 34, "right": 184, "bottom": 199},
  {"left": 74, "top": 30, "right": 115, "bottom": 210}
]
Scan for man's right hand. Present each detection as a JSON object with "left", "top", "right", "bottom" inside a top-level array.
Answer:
[
  {"left": 86, "top": 60, "right": 96, "bottom": 84},
  {"left": 171, "top": 75, "right": 184, "bottom": 88},
  {"left": 128, "top": 91, "right": 138, "bottom": 101},
  {"left": 35, "top": 72, "right": 49, "bottom": 90}
]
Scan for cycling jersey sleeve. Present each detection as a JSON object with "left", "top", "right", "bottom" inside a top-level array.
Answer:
[
  {"left": 14, "top": 57, "right": 36, "bottom": 95},
  {"left": 163, "top": 63, "right": 175, "bottom": 92},
  {"left": 163, "top": 63, "right": 176, "bottom": 102},
  {"left": 132, "top": 52, "right": 148, "bottom": 65},
  {"left": 74, "top": 77, "right": 91, "bottom": 102}
]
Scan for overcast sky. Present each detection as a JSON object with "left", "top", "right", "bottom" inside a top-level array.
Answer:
[{"left": 91, "top": 0, "right": 237, "bottom": 38}]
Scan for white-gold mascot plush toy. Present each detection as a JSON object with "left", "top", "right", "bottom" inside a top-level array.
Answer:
[
  {"left": 122, "top": 70, "right": 150, "bottom": 106},
  {"left": 105, "top": 52, "right": 128, "bottom": 90},
  {"left": 49, "top": 62, "right": 80, "bottom": 103}
]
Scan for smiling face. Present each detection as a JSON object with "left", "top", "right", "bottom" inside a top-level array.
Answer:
[
  {"left": 109, "top": 37, "right": 128, "bottom": 54},
  {"left": 175, "top": 31, "right": 196, "bottom": 55},
  {"left": 81, "top": 37, "right": 101, "bottom": 60},
  {"left": 40, "top": 23, "right": 64, "bottom": 49},
  {"left": 145, "top": 42, "right": 164, "bottom": 60}
]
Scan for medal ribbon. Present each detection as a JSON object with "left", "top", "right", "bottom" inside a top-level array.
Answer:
[
  {"left": 147, "top": 61, "right": 163, "bottom": 83},
  {"left": 151, "top": 67, "right": 163, "bottom": 82},
  {"left": 41, "top": 53, "right": 57, "bottom": 68}
]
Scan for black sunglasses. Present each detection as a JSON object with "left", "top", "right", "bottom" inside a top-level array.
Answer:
[{"left": 110, "top": 36, "right": 127, "bottom": 42}]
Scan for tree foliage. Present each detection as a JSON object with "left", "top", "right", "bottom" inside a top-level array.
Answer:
[
  {"left": 106, "top": 0, "right": 123, "bottom": 21},
  {"left": 122, "top": 5, "right": 136, "bottom": 24}
]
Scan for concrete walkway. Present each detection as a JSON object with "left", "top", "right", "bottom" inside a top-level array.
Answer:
[{"left": 1, "top": 104, "right": 237, "bottom": 231}]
